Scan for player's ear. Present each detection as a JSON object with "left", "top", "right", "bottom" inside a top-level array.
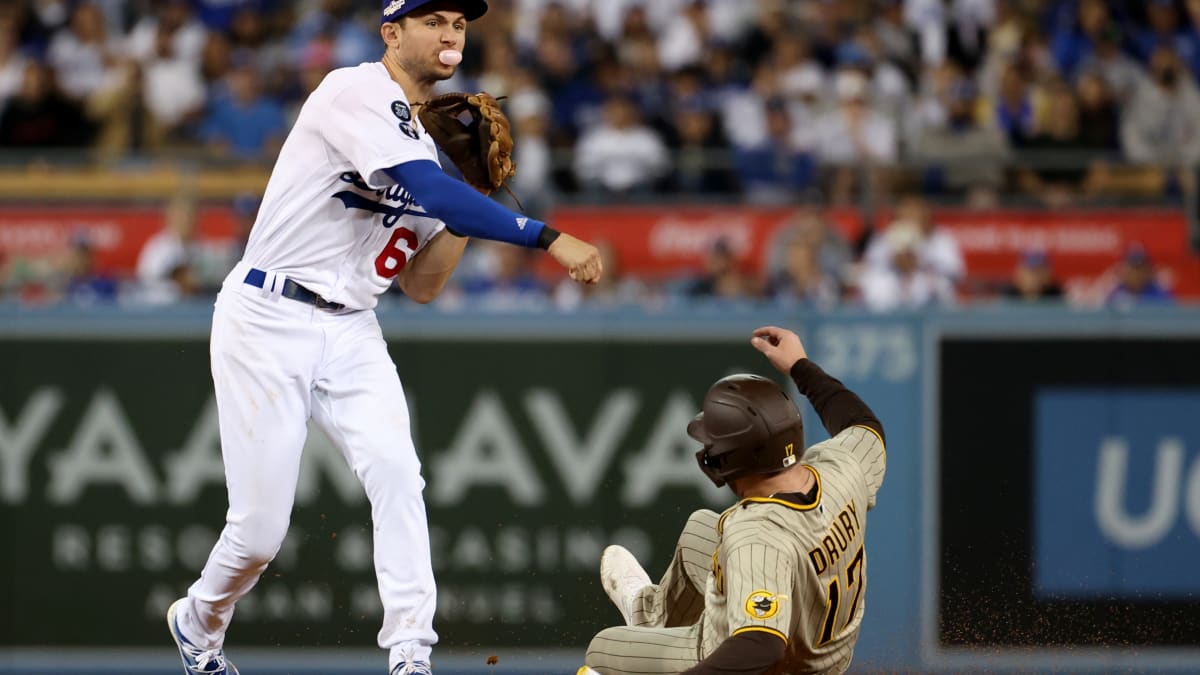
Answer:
[{"left": 381, "top": 20, "right": 403, "bottom": 48}]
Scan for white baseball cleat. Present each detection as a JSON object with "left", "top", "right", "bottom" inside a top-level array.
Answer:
[
  {"left": 167, "top": 599, "right": 239, "bottom": 675},
  {"left": 600, "top": 544, "right": 651, "bottom": 626}
]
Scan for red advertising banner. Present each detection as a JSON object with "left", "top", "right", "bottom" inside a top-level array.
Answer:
[
  {"left": 1, "top": 203, "right": 1196, "bottom": 296},
  {"left": 0, "top": 206, "right": 237, "bottom": 277},
  {"left": 547, "top": 205, "right": 865, "bottom": 278},
  {"left": 932, "top": 209, "right": 1192, "bottom": 280},
  {"left": 548, "top": 205, "right": 1198, "bottom": 295}
]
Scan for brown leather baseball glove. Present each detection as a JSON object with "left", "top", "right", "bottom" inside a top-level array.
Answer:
[{"left": 416, "top": 92, "right": 516, "bottom": 195}]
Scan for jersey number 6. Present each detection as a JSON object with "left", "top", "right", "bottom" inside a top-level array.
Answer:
[
  {"left": 375, "top": 227, "right": 419, "bottom": 278},
  {"left": 818, "top": 545, "right": 865, "bottom": 646}
]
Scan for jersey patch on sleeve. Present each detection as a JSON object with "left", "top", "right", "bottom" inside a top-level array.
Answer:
[
  {"left": 744, "top": 590, "right": 788, "bottom": 620},
  {"left": 391, "top": 101, "right": 420, "bottom": 139}
]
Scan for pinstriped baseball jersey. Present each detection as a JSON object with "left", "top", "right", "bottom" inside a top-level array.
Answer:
[{"left": 701, "top": 425, "right": 886, "bottom": 674}]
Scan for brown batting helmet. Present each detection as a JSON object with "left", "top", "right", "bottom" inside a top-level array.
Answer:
[{"left": 688, "top": 374, "right": 804, "bottom": 488}]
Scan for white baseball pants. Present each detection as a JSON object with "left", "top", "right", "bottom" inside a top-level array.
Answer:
[{"left": 176, "top": 266, "right": 436, "bottom": 669}]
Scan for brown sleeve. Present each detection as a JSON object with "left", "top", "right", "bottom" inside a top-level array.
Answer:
[
  {"left": 680, "top": 630, "right": 787, "bottom": 675},
  {"left": 790, "top": 358, "right": 885, "bottom": 445}
]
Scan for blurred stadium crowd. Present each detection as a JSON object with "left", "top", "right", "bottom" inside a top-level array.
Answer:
[{"left": 0, "top": 0, "right": 1190, "bottom": 310}]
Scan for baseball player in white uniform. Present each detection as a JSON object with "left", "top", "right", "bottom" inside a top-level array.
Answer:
[{"left": 166, "top": 1, "right": 602, "bottom": 674}]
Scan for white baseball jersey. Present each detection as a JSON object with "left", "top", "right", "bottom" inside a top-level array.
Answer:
[{"left": 242, "top": 62, "right": 447, "bottom": 310}]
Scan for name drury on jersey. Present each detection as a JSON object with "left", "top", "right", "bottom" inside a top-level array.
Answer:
[{"left": 807, "top": 499, "right": 860, "bottom": 574}]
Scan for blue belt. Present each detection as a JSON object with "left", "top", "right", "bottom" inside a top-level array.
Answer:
[{"left": 243, "top": 268, "right": 345, "bottom": 311}]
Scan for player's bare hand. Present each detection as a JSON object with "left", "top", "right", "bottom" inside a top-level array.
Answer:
[
  {"left": 751, "top": 326, "right": 808, "bottom": 373},
  {"left": 548, "top": 233, "right": 603, "bottom": 284}
]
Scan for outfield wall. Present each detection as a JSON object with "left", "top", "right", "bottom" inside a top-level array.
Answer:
[{"left": 1, "top": 305, "right": 1198, "bottom": 674}]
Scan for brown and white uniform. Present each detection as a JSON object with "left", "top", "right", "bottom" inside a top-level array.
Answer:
[{"left": 586, "top": 362, "right": 886, "bottom": 675}]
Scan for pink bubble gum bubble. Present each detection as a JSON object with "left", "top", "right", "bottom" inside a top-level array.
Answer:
[{"left": 439, "top": 50, "right": 463, "bottom": 66}]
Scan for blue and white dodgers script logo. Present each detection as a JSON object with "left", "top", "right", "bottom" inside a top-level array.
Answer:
[{"left": 333, "top": 171, "right": 434, "bottom": 228}]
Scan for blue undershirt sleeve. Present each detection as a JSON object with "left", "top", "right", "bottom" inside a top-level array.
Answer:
[{"left": 384, "top": 160, "right": 545, "bottom": 248}]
